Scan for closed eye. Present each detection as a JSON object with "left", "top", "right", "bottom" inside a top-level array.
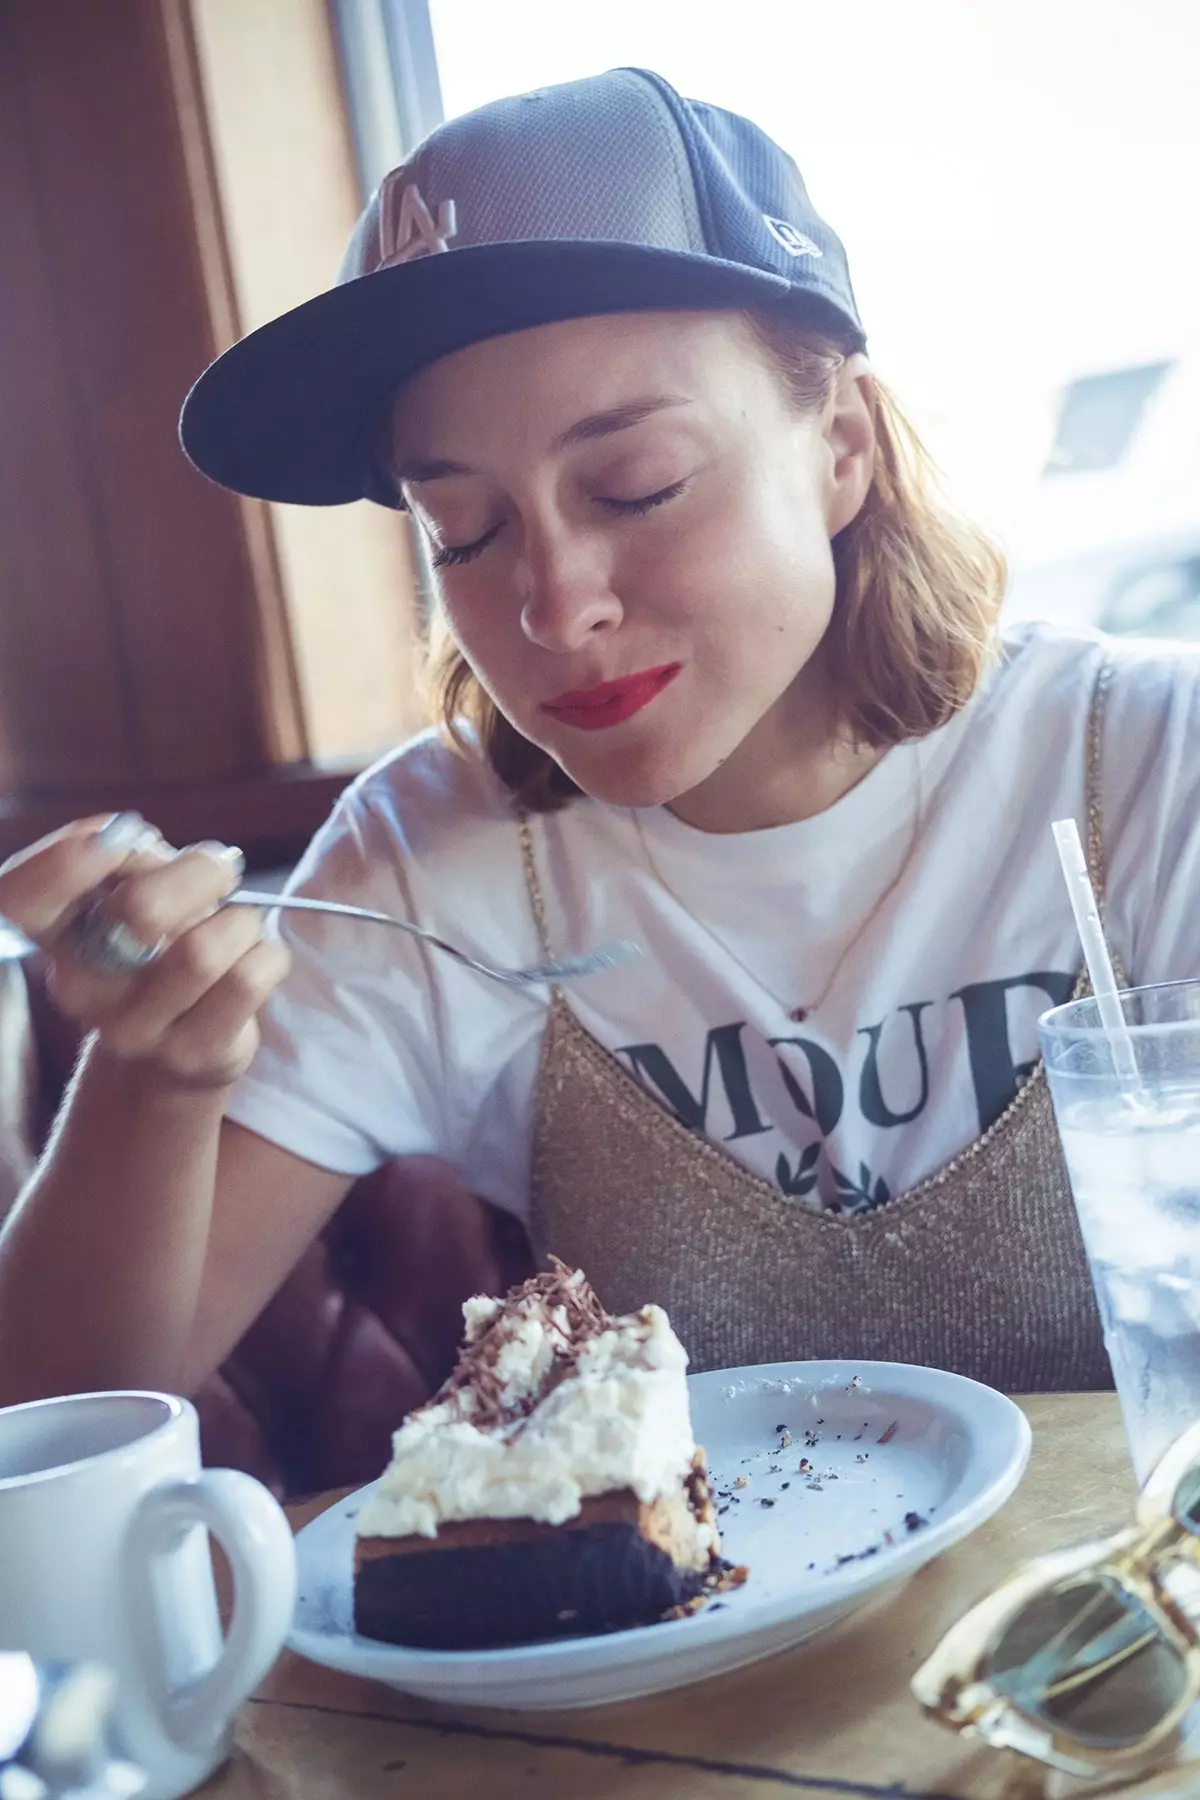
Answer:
[
  {"left": 429, "top": 522, "right": 502, "bottom": 569},
  {"left": 429, "top": 477, "right": 688, "bottom": 567},
  {"left": 596, "top": 479, "right": 689, "bottom": 516}
]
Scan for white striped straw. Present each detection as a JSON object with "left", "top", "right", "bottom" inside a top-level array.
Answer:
[{"left": 1052, "top": 818, "right": 1142, "bottom": 1088}]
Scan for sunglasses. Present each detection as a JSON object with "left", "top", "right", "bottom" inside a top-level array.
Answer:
[{"left": 912, "top": 1416, "right": 1200, "bottom": 1782}]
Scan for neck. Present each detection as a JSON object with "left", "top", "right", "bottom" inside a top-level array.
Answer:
[{"left": 669, "top": 655, "right": 886, "bottom": 833}]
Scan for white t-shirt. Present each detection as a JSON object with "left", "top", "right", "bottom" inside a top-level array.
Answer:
[{"left": 227, "top": 623, "right": 1200, "bottom": 1218}]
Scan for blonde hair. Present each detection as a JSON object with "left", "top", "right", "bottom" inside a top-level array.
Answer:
[{"left": 422, "top": 309, "right": 1006, "bottom": 812}]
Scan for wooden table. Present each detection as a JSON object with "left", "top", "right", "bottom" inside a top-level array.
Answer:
[{"left": 208, "top": 1395, "right": 1200, "bottom": 1800}]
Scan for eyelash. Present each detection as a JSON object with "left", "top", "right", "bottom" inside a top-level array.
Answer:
[
  {"left": 596, "top": 479, "right": 689, "bottom": 517},
  {"left": 429, "top": 480, "right": 689, "bottom": 570},
  {"left": 431, "top": 526, "right": 501, "bottom": 570}
]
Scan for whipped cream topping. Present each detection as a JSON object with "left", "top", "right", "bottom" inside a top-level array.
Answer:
[{"left": 355, "top": 1266, "right": 702, "bottom": 1539}]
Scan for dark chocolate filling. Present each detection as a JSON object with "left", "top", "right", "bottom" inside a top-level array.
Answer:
[{"left": 354, "top": 1521, "right": 713, "bottom": 1650}]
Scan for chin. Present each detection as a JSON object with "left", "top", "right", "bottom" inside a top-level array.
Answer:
[{"left": 551, "top": 740, "right": 717, "bottom": 810}]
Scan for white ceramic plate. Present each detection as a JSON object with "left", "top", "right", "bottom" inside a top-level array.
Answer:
[{"left": 288, "top": 1359, "right": 1030, "bottom": 1710}]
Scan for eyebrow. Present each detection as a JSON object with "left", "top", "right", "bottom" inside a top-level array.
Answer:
[{"left": 393, "top": 396, "right": 688, "bottom": 486}]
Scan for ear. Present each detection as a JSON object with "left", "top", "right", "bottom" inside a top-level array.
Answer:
[{"left": 823, "top": 354, "right": 876, "bottom": 537}]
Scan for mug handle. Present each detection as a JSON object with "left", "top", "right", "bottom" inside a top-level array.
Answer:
[{"left": 126, "top": 1469, "right": 297, "bottom": 1752}]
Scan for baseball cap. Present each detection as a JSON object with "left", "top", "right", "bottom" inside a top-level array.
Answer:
[{"left": 180, "top": 67, "right": 865, "bottom": 510}]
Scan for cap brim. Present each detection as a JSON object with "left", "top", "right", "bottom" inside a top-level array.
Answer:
[{"left": 179, "top": 240, "right": 859, "bottom": 508}]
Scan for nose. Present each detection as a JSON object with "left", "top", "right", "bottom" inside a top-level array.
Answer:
[{"left": 517, "top": 523, "right": 623, "bottom": 652}]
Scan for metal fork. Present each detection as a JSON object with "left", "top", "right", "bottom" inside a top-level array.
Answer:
[
  {"left": 228, "top": 892, "right": 640, "bottom": 987},
  {"left": 72, "top": 889, "right": 639, "bottom": 989}
]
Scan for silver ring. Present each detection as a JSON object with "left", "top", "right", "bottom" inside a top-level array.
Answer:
[{"left": 72, "top": 902, "right": 163, "bottom": 974}]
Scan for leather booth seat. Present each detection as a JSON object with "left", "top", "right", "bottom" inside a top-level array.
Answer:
[
  {"left": 22, "top": 965, "right": 535, "bottom": 1497},
  {"left": 193, "top": 1160, "right": 535, "bottom": 1497}
]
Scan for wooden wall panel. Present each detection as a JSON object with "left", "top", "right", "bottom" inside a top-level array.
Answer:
[
  {"left": 0, "top": 4, "right": 135, "bottom": 790},
  {"left": 0, "top": 764, "right": 353, "bottom": 870},
  {"left": 4, "top": 0, "right": 272, "bottom": 786}
]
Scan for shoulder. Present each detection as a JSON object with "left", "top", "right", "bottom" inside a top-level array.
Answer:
[
  {"left": 280, "top": 729, "right": 531, "bottom": 932},
  {"left": 1092, "top": 632, "right": 1200, "bottom": 867},
  {"left": 993, "top": 617, "right": 1109, "bottom": 699},
  {"left": 295, "top": 729, "right": 556, "bottom": 969},
  {"left": 937, "top": 623, "right": 1200, "bottom": 846},
  {"left": 1097, "top": 630, "right": 1200, "bottom": 735},
  {"left": 975, "top": 620, "right": 1200, "bottom": 749},
  {"left": 995, "top": 617, "right": 1200, "bottom": 706},
  {"left": 991, "top": 617, "right": 1200, "bottom": 789},
  {"left": 318, "top": 727, "right": 530, "bottom": 891},
  {"left": 343, "top": 728, "right": 515, "bottom": 847},
  {"left": 1002, "top": 625, "right": 1200, "bottom": 978}
]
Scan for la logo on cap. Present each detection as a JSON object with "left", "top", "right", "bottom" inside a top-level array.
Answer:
[
  {"left": 763, "top": 215, "right": 822, "bottom": 258},
  {"left": 378, "top": 178, "right": 458, "bottom": 268}
]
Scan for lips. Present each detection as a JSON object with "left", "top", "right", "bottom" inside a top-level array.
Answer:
[{"left": 540, "top": 664, "right": 682, "bottom": 731}]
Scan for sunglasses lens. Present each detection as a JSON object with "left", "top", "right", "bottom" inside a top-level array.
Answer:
[{"left": 986, "top": 1575, "right": 1187, "bottom": 1748}]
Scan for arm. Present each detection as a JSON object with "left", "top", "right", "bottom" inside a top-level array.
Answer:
[
  {"left": 0, "top": 1053, "right": 351, "bottom": 1403},
  {"left": 0, "top": 815, "right": 353, "bottom": 1404},
  {"left": 184, "top": 1117, "right": 352, "bottom": 1393}
]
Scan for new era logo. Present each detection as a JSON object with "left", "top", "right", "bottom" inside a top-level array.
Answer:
[
  {"left": 763, "top": 215, "right": 822, "bottom": 259},
  {"left": 378, "top": 177, "right": 458, "bottom": 268}
]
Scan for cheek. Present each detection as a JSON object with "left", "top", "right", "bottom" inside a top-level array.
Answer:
[
  {"left": 438, "top": 577, "right": 508, "bottom": 660},
  {"left": 637, "top": 484, "right": 834, "bottom": 643},
  {"left": 436, "top": 579, "right": 532, "bottom": 711}
]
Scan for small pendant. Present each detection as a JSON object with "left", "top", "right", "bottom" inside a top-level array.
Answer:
[{"left": 789, "top": 1005, "right": 809, "bottom": 1024}]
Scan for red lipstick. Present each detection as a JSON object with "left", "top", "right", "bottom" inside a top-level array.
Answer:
[{"left": 541, "top": 663, "right": 681, "bottom": 731}]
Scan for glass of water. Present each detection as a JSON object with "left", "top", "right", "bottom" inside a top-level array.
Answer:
[{"left": 1041, "top": 981, "right": 1200, "bottom": 1483}]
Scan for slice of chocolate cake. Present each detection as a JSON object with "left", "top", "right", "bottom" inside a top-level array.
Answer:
[{"left": 353, "top": 1260, "right": 746, "bottom": 1649}]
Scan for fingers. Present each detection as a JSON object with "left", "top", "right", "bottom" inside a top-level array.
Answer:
[
  {"left": 5, "top": 815, "right": 289, "bottom": 1089},
  {"left": 0, "top": 813, "right": 164, "bottom": 945},
  {"left": 53, "top": 902, "right": 267, "bottom": 1051},
  {"left": 82, "top": 840, "right": 246, "bottom": 965},
  {"left": 154, "top": 938, "right": 293, "bottom": 1086}
]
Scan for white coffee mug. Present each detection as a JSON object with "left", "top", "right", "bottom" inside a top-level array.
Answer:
[{"left": 0, "top": 1391, "right": 297, "bottom": 1799}]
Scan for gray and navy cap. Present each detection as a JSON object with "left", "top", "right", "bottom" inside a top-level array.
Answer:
[{"left": 180, "top": 67, "right": 865, "bottom": 509}]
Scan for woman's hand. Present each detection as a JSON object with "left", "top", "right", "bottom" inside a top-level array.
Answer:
[{"left": 0, "top": 813, "right": 290, "bottom": 1089}]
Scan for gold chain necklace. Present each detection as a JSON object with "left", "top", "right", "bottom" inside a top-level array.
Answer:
[{"left": 629, "top": 752, "right": 926, "bottom": 1024}]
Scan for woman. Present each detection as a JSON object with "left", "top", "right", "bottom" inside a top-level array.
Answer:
[{"left": 1, "top": 69, "right": 1198, "bottom": 1404}]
